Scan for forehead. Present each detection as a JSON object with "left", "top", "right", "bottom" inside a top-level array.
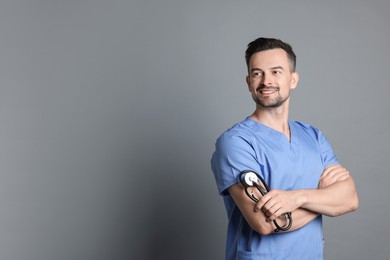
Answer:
[{"left": 249, "top": 48, "right": 290, "bottom": 70}]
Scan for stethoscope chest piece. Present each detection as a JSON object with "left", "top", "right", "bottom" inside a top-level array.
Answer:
[
  {"left": 241, "top": 171, "right": 259, "bottom": 187},
  {"left": 239, "top": 170, "right": 269, "bottom": 197}
]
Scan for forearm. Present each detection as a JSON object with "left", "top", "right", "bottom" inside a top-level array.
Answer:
[
  {"left": 259, "top": 207, "right": 319, "bottom": 234},
  {"left": 229, "top": 173, "right": 358, "bottom": 235},
  {"left": 285, "top": 208, "right": 319, "bottom": 232},
  {"left": 255, "top": 207, "right": 319, "bottom": 234},
  {"left": 230, "top": 180, "right": 319, "bottom": 235},
  {"left": 258, "top": 172, "right": 358, "bottom": 223},
  {"left": 295, "top": 177, "right": 359, "bottom": 216}
]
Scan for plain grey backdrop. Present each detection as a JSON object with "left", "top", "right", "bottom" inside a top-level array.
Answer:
[{"left": 0, "top": 0, "right": 389, "bottom": 259}]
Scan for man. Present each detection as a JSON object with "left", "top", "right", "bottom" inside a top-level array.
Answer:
[{"left": 211, "top": 37, "right": 358, "bottom": 260}]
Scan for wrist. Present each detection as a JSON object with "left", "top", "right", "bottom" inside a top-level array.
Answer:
[{"left": 294, "top": 190, "right": 308, "bottom": 208}]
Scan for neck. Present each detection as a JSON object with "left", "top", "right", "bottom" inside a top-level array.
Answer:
[{"left": 250, "top": 105, "right": 290, "bottom": 140}]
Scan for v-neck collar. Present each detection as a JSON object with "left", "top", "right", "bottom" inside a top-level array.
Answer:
[{"left": 245, "top": 117, "right": 300, "bottom": 148}]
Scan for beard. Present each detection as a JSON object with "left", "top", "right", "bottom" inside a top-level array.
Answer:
[{"left": 251, "top": 85, "right": 289, "bottom": 108}]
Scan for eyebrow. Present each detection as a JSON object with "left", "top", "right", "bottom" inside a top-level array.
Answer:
[
  {"left": 250, "top": 68, "right": 263, "bottom": 73},
  {"left": 250, "top": 66, "right": 285, "bottom": 72},
  {"left": 270, "top": 66, "right": 285, "bottom": 71}
]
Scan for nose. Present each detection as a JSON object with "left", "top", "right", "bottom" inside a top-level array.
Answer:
[{"left": 261, "top": 72, "right": 273, "bottom": 86}]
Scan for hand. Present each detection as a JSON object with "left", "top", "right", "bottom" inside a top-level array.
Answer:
[
  {"left": 318, "top": 164, "right": 350, "bottom": 189},
  {"left": 254, "top": 190, "right": 299, "bottom": 221}
]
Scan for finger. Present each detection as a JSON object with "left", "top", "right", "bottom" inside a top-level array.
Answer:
[
  {"left": 261, "top": 193, "right": 280, "bottom": 212},
  {"left": 318, "top": 167, "right": 350, "bottom": 188},
  {"left": 265, "top": 203, "right": 282, "bottom": 218},
  {"left": 321, "top": 164, "right": 339, "bottom": 177},
  {"left": 263, "top": 200, "right": 280, "bottom": 216},
  {"left": 320, "top": 166, "right": 348, "bottom": 182},
  {"left": 321, "top": 164, "right": 342, "bottom": 178},
  {"left": 266, "top": 206, "right": 285, "bottom": 221},
  {"left": 254, "top": 194, "right": 272, "bottom": 212},
  {"left": 336, "top": 173, "right": 350, "bottom": 181},
  {"left": 269, "top": 213, "right": 288, "bottom": 224},
  {"left": 321, "top": 168, "right": 349, "bottom": 183}
]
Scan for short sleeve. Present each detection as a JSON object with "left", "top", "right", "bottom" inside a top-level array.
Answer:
[
  {"left": 317, "top": 129, "right": 339, "bottom": 167},
  {"left": 211, "top": 132, "right": 262, "bottom": 196}
]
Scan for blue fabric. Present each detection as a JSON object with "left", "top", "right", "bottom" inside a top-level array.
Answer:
[{"left": 211, "top": 117, "right": 339, "bottom": 260}]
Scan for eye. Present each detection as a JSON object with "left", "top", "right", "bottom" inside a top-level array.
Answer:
[
  {"left": 251, "top": 71, "right": 263, "bottom": 78},
  {"left": 272, "top": 70, "right": 282, "bottom": 75}
]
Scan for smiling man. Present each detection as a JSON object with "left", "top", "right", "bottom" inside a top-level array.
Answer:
[{"left": 211, "top": 37, "right": 359, "bottom": 260}]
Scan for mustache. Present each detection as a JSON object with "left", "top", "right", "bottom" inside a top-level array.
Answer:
[{"left": 256, "top": 85, "right": 279, "bottom": 92}]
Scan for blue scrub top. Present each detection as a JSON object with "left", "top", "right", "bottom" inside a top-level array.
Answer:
[{"left": 211, "top": 117, "right": 338, "bottom": 260}]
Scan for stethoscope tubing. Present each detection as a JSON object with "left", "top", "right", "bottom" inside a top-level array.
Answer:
[{"left": 239, "top": 170, "right": 292, "bottom": 232}]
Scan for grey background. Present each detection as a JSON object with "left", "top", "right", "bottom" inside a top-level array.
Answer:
[{"left": 0, "top": 0, "right": 388, "bottom": 259}]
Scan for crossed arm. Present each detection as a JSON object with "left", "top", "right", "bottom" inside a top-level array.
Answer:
[{"left": 228, "top": 164, "right": 359, "bottom": 235}]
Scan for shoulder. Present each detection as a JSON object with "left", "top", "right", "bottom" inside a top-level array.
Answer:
[
  {"left": 291, "top": 121, "right": 322, "bottom": 136},
  {"left": 291, "top": 121, "right": 331, "bottom": 146},
  {"left": 291, "top": 120, "right": 318, "bottom": 130},
  {"left": 216, "top": 117, "right": 257, "bottom": 147}
]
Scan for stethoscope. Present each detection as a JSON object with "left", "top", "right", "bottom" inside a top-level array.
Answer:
[{"left": 239, "top": 170, "right": 293, "bottom": 232}]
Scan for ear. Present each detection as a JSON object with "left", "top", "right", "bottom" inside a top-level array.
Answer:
[
  {"left": 290, "top": 72, "right": 299, "bottom": 90},
  {"left": 246, "top": 75, "right": 251, "bottom": 91}
]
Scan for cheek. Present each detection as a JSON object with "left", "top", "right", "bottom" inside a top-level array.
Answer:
[
  {"left": 248, "top": 80, "right": 257, "bottom": 90},
  {"left": 281, "top": 79, "right": 294, "bottom": 89},
  {"left": 251, "top": 78, "right": 262, "bottom": 86}
]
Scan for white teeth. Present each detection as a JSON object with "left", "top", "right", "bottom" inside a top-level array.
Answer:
[{"left": 259, "top": 89, "right": 277, "bottom": 94}]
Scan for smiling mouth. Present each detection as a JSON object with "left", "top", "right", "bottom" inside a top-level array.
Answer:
[{"left": 257, "top": 87, "right": 279, "bottom": 95}]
